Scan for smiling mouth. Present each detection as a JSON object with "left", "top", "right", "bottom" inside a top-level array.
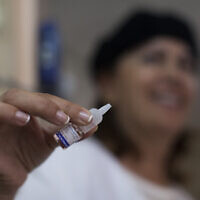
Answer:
[{"left": 150, "top": 90, "right": 186, "bottom": 111}]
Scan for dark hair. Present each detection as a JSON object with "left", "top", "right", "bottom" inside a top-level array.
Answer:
[
  {"left": 91, "top": 10, "right": 198, "bottom": 79},
  {"left": 91, "top": 10, "right": 198, "bottom": 183}
]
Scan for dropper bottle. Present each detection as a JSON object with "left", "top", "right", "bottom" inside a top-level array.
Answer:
[{"left": 54, "top": 104, "right": 112, "bottom": 148}]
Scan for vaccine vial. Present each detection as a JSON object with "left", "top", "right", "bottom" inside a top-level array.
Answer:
[{"left": 54, "top": 104, "right": 112, "bottom": 148}]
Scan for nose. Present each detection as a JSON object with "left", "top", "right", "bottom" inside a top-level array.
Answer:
[{"left": 162, "top": 61, "right": 183, "bottom": 87}]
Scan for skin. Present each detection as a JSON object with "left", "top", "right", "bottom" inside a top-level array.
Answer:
[
  {"left": 0, "top": 89, "right": 97, "bottom": 200},
  {"left": 99, "top": 37, "right": 198, "bottom": 185}
]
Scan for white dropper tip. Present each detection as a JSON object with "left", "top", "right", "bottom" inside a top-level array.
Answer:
[{"left": 99, "top": 104, "right": 112, "bottom": 115}]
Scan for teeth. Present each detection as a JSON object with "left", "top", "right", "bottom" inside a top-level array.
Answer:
[
  {"left": 153, "top": 92, "right": 181, "bottom": 107},
  {"left": 158, "top": 97, "right": 178, "bottom": 106}
]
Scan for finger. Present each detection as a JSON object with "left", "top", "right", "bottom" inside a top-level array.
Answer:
[
  {"left": 0, "top": 102, "right": 30, "bottom": 126},
  {"left": 1, "top": 89, "right": 70, "bottom": 126},
  {"left": 41, "top": 93, "right": 93, "bottom": 126}
]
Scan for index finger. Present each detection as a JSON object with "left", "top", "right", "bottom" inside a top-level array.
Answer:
[{"left": 41, "top": 94, "right": 93, "bottom": 126}]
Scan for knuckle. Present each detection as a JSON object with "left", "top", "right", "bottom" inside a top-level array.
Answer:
[
  {"left": 42, "top": 93, "right": 51, "bottom": 97},
  {"left": 75, "top": 105, "right": 88, "bottom": 113},
  {"left": 37, "top": 92, "right": 49, "bottom": 97},
  {"left": 37, "top": 96, "right": 57, "bottom": 113},
  {"left": 64, "top": 103, "right": 84, "bottom": 117},
  {"left": 0, "top": 102, "right": 16, "bottom": 121},
  {"left": 34, "top": 92, "right": 53, "bottom": 102},
  {"left": 1, "top": 88, "right": 19, "bottom": 102},
  {"left": 63, "top": 102, "right": 78, "bottom": 115}
]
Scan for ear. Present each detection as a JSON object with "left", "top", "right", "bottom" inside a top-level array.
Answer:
[{"left": 97, "top": 73, "right": 117, "bottom": 105}]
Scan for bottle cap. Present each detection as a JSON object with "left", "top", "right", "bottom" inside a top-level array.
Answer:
[
  {"left": 80, "top": 103, "right": 112, "bottom": 133},
  {"left": 99, "top": 104, "right": 112, "bottom": 115}
]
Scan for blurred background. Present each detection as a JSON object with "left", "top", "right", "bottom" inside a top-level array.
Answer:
[{"left": 0, "top": 0, "right": 200, "bottom": 198}]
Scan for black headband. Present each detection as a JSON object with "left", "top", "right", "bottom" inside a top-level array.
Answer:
[{"left": 92, "top": 11, "right": 198, "bottom": 78}]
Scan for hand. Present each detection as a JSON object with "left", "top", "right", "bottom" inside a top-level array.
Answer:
[{"left": 0, "top": 89, "right": 97, "bottom": 199}]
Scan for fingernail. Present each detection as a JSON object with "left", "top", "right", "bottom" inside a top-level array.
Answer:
[
  {"left": 56, "top": 110, "right": 70, "bottom": 125},
  {"left": 78, "top": 111, "right": 93, "bottom": 125},
  {"left": 15, "top": 111, "right": 30, "bottom": 124}
]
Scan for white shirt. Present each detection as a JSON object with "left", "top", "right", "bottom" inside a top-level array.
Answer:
[{"left": 15, "top": 139, "right": 194, "bottom": 200}]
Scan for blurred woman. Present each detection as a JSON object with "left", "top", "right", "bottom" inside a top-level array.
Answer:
[{"left": 15, "top": 10, "right": 198, "bottom": 200}]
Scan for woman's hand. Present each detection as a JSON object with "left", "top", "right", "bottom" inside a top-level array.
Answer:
[{"left": 0, "top": 89, "right": 96, "bottom": 199}]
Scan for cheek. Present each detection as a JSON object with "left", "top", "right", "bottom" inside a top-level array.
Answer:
[
  {"left": 127, "top": 68, "right": 157, "bottom": 105},
  {"left": 113, "top": 67, "right": 145, "bottom": 103},
  {"left": 113, "top": 67, "right": 156, "bottom": 120},
  {"left": 184, "top": 76, "right": 198, "bottom": 104}
]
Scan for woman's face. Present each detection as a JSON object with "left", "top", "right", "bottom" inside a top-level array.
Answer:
[{"left": 102, "top": 37, "right": 197, "bottom": 136}]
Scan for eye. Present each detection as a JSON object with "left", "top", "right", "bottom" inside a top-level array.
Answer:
[
  {"left": 178, "top": 56, "right": 196, "bottom": 74},
  {"left": 142, "top": 51, "right": 165, "bottom": 66}
]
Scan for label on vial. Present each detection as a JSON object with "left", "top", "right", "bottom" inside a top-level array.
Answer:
[{"left": 60, "top": 124, "right": 82, "bottom": 145}]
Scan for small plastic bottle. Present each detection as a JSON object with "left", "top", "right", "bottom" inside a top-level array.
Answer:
[{"left": 54, "top": 104, "right": 112, "bottom": 148}]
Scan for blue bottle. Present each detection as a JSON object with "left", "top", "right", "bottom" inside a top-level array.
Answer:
[{"left": 39, "top": 22, "right": 61, "bottom": 95}]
